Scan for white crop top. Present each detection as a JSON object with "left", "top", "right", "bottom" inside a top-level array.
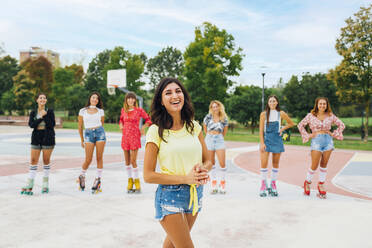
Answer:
[
  {"left": 268, "top": 110, "right": 280, "bottom": 122},
  {"left": 79, "top": 107, "right": 104, "bottom": 129}
]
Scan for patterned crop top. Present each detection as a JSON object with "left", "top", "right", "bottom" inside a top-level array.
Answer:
[{"left": 203, "top": 114, "right": 228, "bottom": 133}]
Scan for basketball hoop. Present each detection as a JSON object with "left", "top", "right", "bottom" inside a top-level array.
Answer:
[{"left": 107, "top": 85, "right": 116, "bottom": 95}]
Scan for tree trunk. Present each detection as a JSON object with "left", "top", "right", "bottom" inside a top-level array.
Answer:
[{"left": 363, "top": 99, "right": 370, "bottom": 142}]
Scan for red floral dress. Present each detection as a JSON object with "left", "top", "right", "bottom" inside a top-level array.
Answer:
[{"left": 119, "top": 107, "right": 152, "bottom": 150}]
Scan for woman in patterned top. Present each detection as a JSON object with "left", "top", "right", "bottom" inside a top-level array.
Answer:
[
  {"left": 203, "top": 100, "right": 229, "bottom": 194},
  {"left": 298, "top": 97, "right": 345, "bottom": 198},
  {"left": 119, "top": 92, "right": 152, "bottom": 193}
]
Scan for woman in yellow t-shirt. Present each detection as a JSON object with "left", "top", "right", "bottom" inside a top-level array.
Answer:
[{"left": 144, "top": 77, "right": 212, "bottom": 248}]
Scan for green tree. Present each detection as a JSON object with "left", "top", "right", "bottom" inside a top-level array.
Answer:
[
  {"left": 283, "top": 73, "right": 339, "bottom": 119},
  {"left": 0, "top": 88, "right": 17, "bottom": 115},
  {"left": 147, "top": 46, "right": 184, "bottom": 92},
  {"left": 52, "top": 67, "right": 75, "bottom": 109},
  {"left": 184, "top": 22, "right": 244, "bottom": 121},
  {"left": 328, "top": 4, "right": 371, "bottom": 141},
  {"left": 22, "top": 56, "right": 54, "bottom": 95},
  {"left": 13, "top": 70, "right": 36, "bottom": 113},
  {"left": 65, "top": 64, "right": 84, "bottom": 84},
  {"left": 65, "top": 84, "right": 89, "bottom": 117},
  {"left": 226, "top": 85, "right": 262, "bottom": 133},
  {"left": 0, "top": 55, "right": 20, "bottom": 113},
  {"left": 85, "top": 47, "right": 147, "bottom": 122}
]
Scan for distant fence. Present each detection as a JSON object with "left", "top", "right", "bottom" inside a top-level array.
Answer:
[{"left": 0, "top": 116, "right": 63, "bottom": 128}]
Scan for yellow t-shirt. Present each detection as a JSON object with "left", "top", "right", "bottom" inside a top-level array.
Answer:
[{"left": 145, "top": 120, "right": 202, "bottom": 176}]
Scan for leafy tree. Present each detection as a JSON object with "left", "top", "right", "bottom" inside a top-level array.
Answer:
[
  {"left": 226, "top": 85, "right": 262, "bottom": 133},
  {"left": 328, "top": 4, "right": 371, "bottom": 141},
  {"left": 64, "top": 84, "right": 89, "bottom": 117},
  {"left": 147, "top": 46, "right": 184, "bottom": 92},
  {"left": 52, "top": 67, "right": 75, "bottom": 109},
  {"left": 0, "top": 55, "right": 20, "bottom": 113},
  {"left": 283, "top": 73, "right": 339, "bottom": 119},
  {"left": 184, "top": 22, "right": 244, "bottom": 121},
  {"left": 0, "top": 88, "right": 17, "bottom": 115},
  {"left": 85, "top": 47, "right": 147, "bottom": 122},
  {"left": 13, "top": 70, "right": 36, "bottom": 114},
  {"left": 21, "top": 56, "right": 53, "bottom": 95},
  {"left": 65, "top": 64, "right": 84, "bottom": 84}
]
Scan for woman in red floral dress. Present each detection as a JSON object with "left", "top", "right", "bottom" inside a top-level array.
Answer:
[{"left": 119, "top": 92, "right": 152, "bottom": 193}]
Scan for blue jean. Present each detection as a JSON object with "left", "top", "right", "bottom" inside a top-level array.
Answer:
[
  {"left": 84, "top": 126, "right": 106, "bottom": 143},
  {"left": 155, "top": 184, "right": 204, "bottom": 221},
  {"left": 205, "top": 134, "right": 225, "bottom": 151},
  {"left": 311, "top": 134, "right": 334, "bottom": 152}
]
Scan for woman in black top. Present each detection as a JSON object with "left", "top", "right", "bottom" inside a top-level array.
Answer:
[{"left": 21, "top": 93, "right": 55, "bottom": 195}]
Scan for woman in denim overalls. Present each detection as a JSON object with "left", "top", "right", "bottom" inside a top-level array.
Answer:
[{"left": 259, "top": 95, "right": 294, "bottom": 197}]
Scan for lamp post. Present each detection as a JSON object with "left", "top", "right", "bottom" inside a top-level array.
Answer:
[{"left": 261, "top": 72, "right": 265, "bottom": 111}]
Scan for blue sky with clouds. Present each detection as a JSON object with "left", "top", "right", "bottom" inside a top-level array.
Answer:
[{"left": 0, "top": 0, "right": 370, "bottom": 88}]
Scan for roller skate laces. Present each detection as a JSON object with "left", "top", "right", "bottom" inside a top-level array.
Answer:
[
  {"left": 269, "top": 180, "right": 278, "bottom": 197},
  {"left": 259, "top": 180, "right": 268, "bottom": 197},
  {"left": 317, "top": 182, "right": 327, "bottom": 199},
  {"left": 77, "top": 174, "right": 85, "bottom": 191},
  {"left": 127, "top": 178, "right": 134, "bottom": 193},
  {"left": 91, "top": 177, "right": 102, "bottom": 194},
  {"left": 42, "top": 177, "right": 49, "bottom": 194},
  {"left": 219, "top": 180, "right": 226, "bottom": 194},
  {"left": 21, "top": 178, "right": 34, "bottom": 195},
  {"left": 210, "top": 180, "right": 218, "bottom": 194},
  {"left": 133, "top": 178, "right": 141, "bottom": 193},
  {"left": 303, "top": 180, "right": 311, "bottom": 196}
]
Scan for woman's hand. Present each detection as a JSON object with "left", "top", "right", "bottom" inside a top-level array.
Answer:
[
  {"left": 140, "top": 127, "right": 145, "bottom": 136},
  {"left": 40, "top": 110, "right": 47, "bottom": 117},
  {"left": 327, "top": 131, "right": 334, "bottom": 137},
  {"left": 81, "top": 141, "right": 85, "bottom": 148},
  {"left": 279, "top": 128, "right": 285, "bottom": 136},
  {"left": 185, "top": 164, "right": 209, "bottom": 185},
  {"left": 119, "top": 124, "right": 123, "bottom": 130},
  {"left": 260, "top": 143, "right": 266, "bottom": 152}
]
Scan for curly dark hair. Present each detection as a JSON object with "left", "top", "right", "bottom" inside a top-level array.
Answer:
[
  {"left": 150, "top": 77, "right": 194, "bottom": 142},
  {"left": 84, "top": 92, "right": 103, "bottom": 109}
]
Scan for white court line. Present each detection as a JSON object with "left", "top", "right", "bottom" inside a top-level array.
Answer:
[{"left": 331, "top": 152, "right": 371, "bottom": 198}]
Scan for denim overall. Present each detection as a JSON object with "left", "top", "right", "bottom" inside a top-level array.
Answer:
[{"left": 264, "top": 111, "right": 284, "bottom": 153}]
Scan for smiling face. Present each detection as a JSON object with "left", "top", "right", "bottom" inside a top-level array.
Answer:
[
  {"left": 126, "top": 97, "right": 136, "bottom": 107},
  {"left": 90, "top": 94, "right": 99, "bottom": 106},
  {"left": 317, "top": 99, "right": 327, "bottom": 113},
  {"left": 36, "top": 94, "right": 47, "bottom": 107},
  {"left": 211, "top": 103, "right": 220, "bottom": 114},
  {"left": 161, "top": 82, "right": 184, "bottom": 115},
  {"left": 268, "top": 97, "right": 278, "bottom": 110}
]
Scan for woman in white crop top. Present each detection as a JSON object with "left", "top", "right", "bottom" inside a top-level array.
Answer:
[
  {"left": 77, "top": 92, "right": 106, "bottom": 194},
  {"left": 259, "top": 95, "right": 294, "bottom": 197}
]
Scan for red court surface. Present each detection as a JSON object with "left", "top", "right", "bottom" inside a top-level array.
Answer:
[{"left": 233, "top": 145, "right": 372, "bottom": 201}]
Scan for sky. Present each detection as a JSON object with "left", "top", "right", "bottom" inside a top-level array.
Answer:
[{"left": 0, "top": 0, "right": 370, "bottom": 88}]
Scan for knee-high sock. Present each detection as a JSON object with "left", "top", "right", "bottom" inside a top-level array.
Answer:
[
  {"left": 260, "top": 168, "right": 268, "bottom": 181},
  {"left": 96, "top": 168, "right": 103, "bottom": 178},
  {"left": 132, "top": 167, "right": 139, "bottom": 179},
  {"left": 219, "top": 167, "right": 227, "bottom": 181},
  {"left": 306, "top": 168, "right": 315, "bottom": 182},
  {"left": 319, "top": 167, "right": 327, "bottom": 183},
  {"left": 125, "top": 165, "right": 132, "bottom": 179},
  {"left": 81, "top": 169, "right": 87, "bottom": 177},
  {"left": 43, "top": 164, "right": 50, "bottom": 178},
  {"left": 210, "top": 166, "right": 217, "bottom": 181},
  {"left": 271, "top": 168, "right": 279, "bottom": 181},
  {"left": 29, "top": 164, "right": 37, "bottom": 179}
]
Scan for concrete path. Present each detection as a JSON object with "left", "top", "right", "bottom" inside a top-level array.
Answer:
[{"left": 1, "top": 126, "right": 371, "bottom": 248}]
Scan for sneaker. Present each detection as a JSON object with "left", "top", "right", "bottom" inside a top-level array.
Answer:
[
  {"left": 270, "top": 180, "right": 278, "bottom": 196},
  {"left": 259, "top": 180, "right": 268, "bottom": 197}
]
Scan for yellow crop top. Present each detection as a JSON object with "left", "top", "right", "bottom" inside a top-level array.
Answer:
[{"left": 146, "top": 120, "right": 202, "bottom": 216}]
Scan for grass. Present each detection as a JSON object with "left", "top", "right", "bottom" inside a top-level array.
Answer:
[{"left": 63, "top": 121, "right": 372, "bottom": 151}]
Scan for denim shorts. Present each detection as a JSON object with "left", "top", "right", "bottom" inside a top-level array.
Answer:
[
  {"left": 311, "top": 134, "right": 334, "bottom": 152},
  {"left": 84, "top": 126, "right": 106, "bottom": 143},
  {"left": 205, "top": 134, "right": 225, "bottom": 151},
  {"left": 155, "top": 184, "right": 204, "bottom": 221}
]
